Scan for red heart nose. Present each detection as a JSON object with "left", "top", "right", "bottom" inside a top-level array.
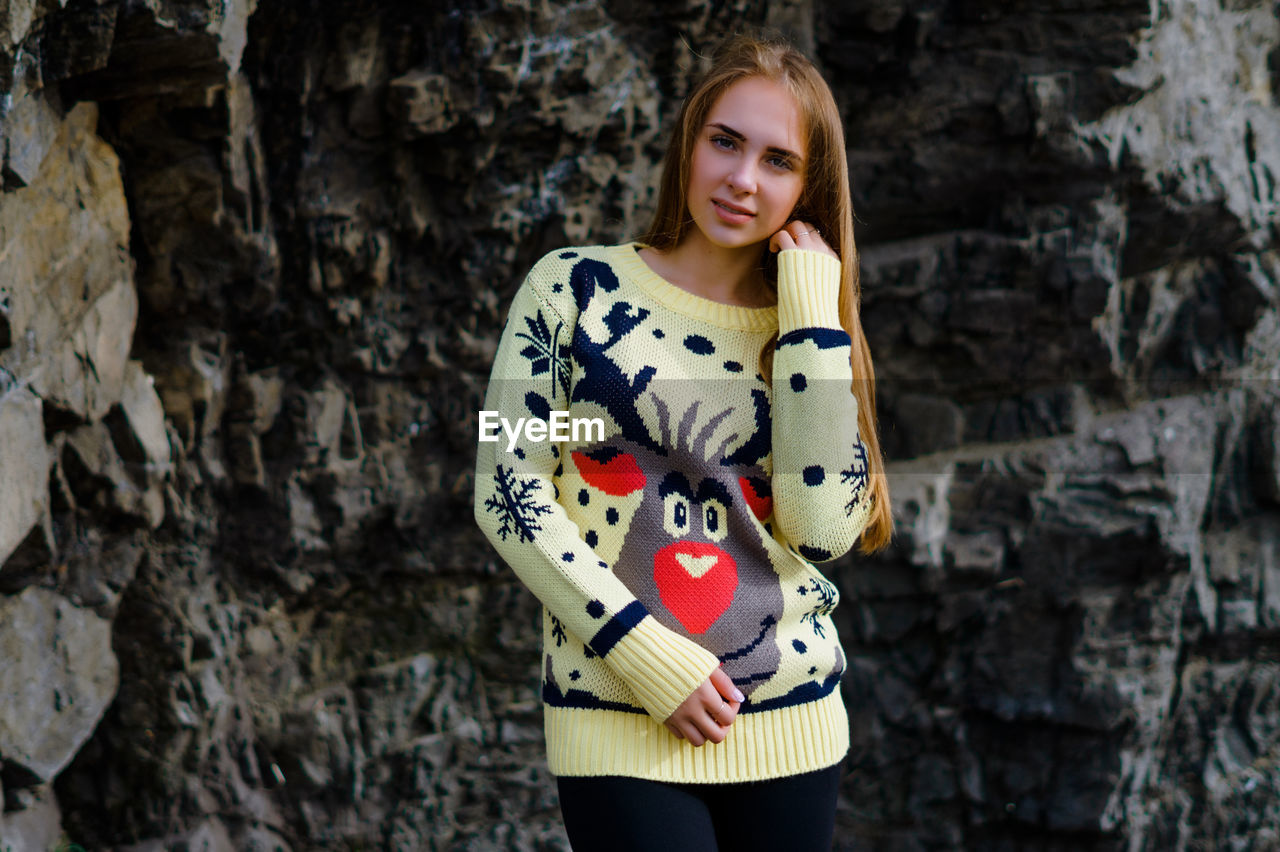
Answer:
[{"left": 653, "top": 542, "right": 738, "bottom": 634}]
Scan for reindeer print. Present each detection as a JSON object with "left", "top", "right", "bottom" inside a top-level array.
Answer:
[
  {"left": 545, "top": 256, "right": 792, "bottom": 695},
  {"left": 571, "top": 392, "right": 784, "bottom": 696}
]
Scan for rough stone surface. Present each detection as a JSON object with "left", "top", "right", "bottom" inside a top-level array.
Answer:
[
  {"left": 118, "top": 358, "right": 173, "bottom": 475},
  {"left": 0, "top": 0, "right": 1277, "bottom": 849},
  {"left": 0, "top": 100, "right": 135, "bottom": 422},
  {"left": 0, "top": 386, "right": 49, "bottom": 570},
  {"left": 115, "top": 818, "right": 240, "bottom": 852},
  {"left": 0, "top": 588, "right": 118, "bottom": 782},
  {"left": 0, "top": 785, "right": 63, "bottom": 852}
]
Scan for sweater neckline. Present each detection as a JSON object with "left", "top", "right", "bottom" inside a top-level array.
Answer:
[{"left": 608, "top": 243, "right": 780, "bottom": 332}]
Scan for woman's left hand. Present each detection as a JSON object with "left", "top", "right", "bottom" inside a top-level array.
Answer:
[{"left": 769, "top": 220, "right": 838, "bottom": 260}]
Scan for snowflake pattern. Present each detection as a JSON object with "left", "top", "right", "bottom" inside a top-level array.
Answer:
[
  {"left": 515, "top": 309, "right": 571, "bottom": 400},
  {"left": 550, "top": 614, "right": 567, "bottom": 647},
  {"left": 485, "top": 465, "right": 553, "bottom": 543},
  {"left": 798, "top": 576, "right": 838, "bottom": 638},
  {"left": 841, "top": 440, "right": 870, "bottom": 517}
]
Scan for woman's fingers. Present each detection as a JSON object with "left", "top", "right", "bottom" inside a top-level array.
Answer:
[
  {"left": 710, "top": 667, "right": 746, "bottom": 704},
  {"left": 692, "top": 672, "right": 740, "bottom": 738},
  {"left": 665, "top": 713, "right": 725, "bottom": 746},
  {"left": 690, "top": 681, "right": 730, "bottom": 743},
  {"left": 770, "top": 228, "right": 796, "bottom": 253},
  {"left": 774, "top": 220, "right": 838, "bottom": 259},
  {"left": 792, "top": 220, "right": 836, "bottom": 257},
  {"left": 663, "top": 672, "right": 744, "bottom": 747},
  {"left": 680, "top": 718, "right": 709, "bottom": 746},
  {"left": 707, "top": 698, "right": 738, "bottom": 729},
  {"left": 707, "top": 670, "right": 742, "bottom": 729},
  {"left": 692, "top": 711, "right": 727, "bottom": 744}
]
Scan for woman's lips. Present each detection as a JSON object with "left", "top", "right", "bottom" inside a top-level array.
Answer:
[{"left": 713, "top": 199, "right": 755, "bottom": 224}]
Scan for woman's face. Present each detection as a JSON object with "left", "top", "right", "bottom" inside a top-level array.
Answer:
[{"left": 684, "top": 76, "right": 807, "bottom": 252}]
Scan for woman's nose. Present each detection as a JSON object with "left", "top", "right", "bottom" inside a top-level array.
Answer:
[{"left": 726, "top": 160, "right": 757, "bottom": 194}]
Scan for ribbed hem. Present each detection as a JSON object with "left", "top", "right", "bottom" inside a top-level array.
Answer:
[
  {"left": 545, "top": 689, "right": 850, "bottom": 782},
  {"left": 609, "top": 244, "right": 780, "bottom": 331},
  {"left": 604, "top": 616, "right": 722, "bottom": 722},
  {"left": 776, "top": 249, "right": 842, "bottom": 335}
]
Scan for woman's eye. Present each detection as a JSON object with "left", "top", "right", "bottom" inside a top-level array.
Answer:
[
  {"left": 711, "top": 135, "right": 735, "bottom": 150},
  {"left": 767, "top": 155, "right": 793, "bottom": 171}
]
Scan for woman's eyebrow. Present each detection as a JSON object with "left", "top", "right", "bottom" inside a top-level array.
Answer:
[{"left": 708, "top": 122, "right": 803, "bottom": 162}]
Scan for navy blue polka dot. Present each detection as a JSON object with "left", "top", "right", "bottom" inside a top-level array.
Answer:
[
  {"left": 790, "top": 373, "right": 807, "bottom": 392},
  {"left": 653, "top": 329, "right": 665, "bottom": 339},
  {"left": 585, "top": 530, "right": 598, "bottom": 547},
  {"left": 514, "top": 447, "right": 526, "bottom": 459},
  {"left": 552, "top": 283, "right": 563, "bottom": 292},
  {"left": 586, "top": 600, "right": 605, "bottom": 618},
  {"left": 803, "top": 465, "right": 825, "bottom": 486},
  {"left": 559, "top": 251, "right": 579, "bottom": 259},
  {"left": 792, "top": 639, "right": 807, "bottom": 653},
  {"left": 598, "top": 560, "right": 607, "bottom": 568},
  {"left": 764, "top": 522, "right": 772, "bottom": 536},
  {"left": 724, "top": 360, "right": 743, "bottom": 372},
  {"left": 809, "top": 666, "right": 818, "bottom": 675},
  {"left": 684, "top": 334, "right": 715, "bottom": 355},
  {"left": 570, "top": 670, "right": 581, "bottom": 681},
  {"left": 553, "top": 484, "right": 559, "bottom": 499},
  {"left": 552, "top": 445, "right": 559, "bottom": 458},
  {"left": 562, "top": 552, "right": 575, "bottom": 562},
  {"left": 578, "top": 489, "right": 590, "bottom": 506},
  {"left": 525, "top": 391, "right": 550, "bottom": 421},
  {"left": 554, "top": 463, "right": 563, "bottom": 477},
  {"left": 606, "top": 507, "right": 620, "bottom": 525}
]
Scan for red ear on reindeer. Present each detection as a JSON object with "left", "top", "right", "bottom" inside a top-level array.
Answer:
[
  {"left": 572, "top": 448, "right": 646, "bottom": 496},
  {"left": 738, "top": 476, "right": 773, "bottom": 521}
]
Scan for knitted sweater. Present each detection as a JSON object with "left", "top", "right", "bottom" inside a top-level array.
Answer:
[{"left": 473, "top": 242, "right": 873, "bottom": 783}]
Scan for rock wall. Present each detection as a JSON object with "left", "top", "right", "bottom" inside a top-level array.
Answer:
[{"left": 1, "top": 0, "right": 1278, "bottom": 849}]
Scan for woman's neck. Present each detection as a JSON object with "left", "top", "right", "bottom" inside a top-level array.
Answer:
[{"left": 640, "top": 233, "right": 775, "bottom": 308}]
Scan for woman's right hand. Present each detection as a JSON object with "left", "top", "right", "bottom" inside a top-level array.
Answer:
[{"left": 663, "top": 667, "right": 746, "bottom": 746}]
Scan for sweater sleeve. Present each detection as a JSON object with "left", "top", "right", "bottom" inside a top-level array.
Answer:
[
  {"left": 473, "top": 257, "right": 721, "bottom": 723},
  {"left": 769, "top": 248, "right": 875, "bottom": 563}
]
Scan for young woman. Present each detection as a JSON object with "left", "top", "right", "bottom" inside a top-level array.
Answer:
[{"left": 475, "top": 34, "right": 892, "bottom": 851}]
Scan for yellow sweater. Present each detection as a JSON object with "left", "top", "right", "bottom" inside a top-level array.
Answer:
[{"left": 474, "top": 243, "right": 873, "bottom": 782}]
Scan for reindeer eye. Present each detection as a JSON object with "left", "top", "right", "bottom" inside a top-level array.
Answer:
[
  {"left": 663, "top": 493, "right": 690, "bottom": 538},
  {"left": 703, "top": 499, "right": 728, "bottom": 543}
]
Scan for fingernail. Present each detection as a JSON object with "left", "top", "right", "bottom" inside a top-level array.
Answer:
[{"left": 733, "top": 688, "right": 745, "bottom": 703}]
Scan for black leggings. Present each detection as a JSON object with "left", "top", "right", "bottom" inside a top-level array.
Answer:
[{"left": 555, "top": 764, "right": 841, "bottom": 852}]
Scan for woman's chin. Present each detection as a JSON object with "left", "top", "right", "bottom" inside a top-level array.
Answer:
[{"left": 691, "top": 225, "right": 771, "bottom": 253}]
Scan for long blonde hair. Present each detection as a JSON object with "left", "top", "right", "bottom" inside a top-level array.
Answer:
[{"left": 640, "top": 34, "right": 893, "bottom": 554}]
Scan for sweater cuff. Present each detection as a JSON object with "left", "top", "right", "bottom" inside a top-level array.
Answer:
[
  {"left": 776, "top": 249, "right": 842, "bottom": 335},
  {"left": 604, "top": 616, "right": 722, "bottom": 722}
]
